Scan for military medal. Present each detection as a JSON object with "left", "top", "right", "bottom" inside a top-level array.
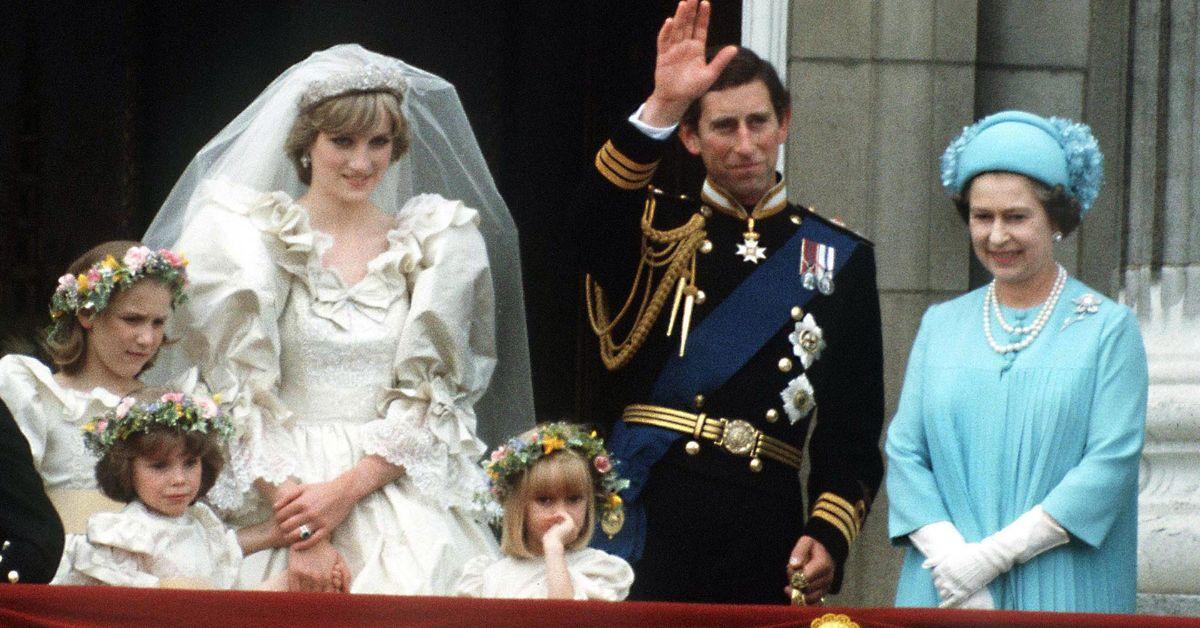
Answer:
[
  {"left": 800, "top": 239, "right": 818, "bottom": 290},
  {"left": 788, "top": 312, "right": 826, "bottom": 369},
  {"left": 815, "top": 243, "right": 836, "bottom": 295},
  {"left": 736, "top": 218, "right": 767, "bottom": 263},
  {"left": 699, "top": 178, "right": 788, "bottom": 265}
]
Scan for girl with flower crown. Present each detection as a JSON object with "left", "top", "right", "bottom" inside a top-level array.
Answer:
[
  {"left": 455, "top": 423, "right": 633, "bottom": 600},
  {"left": 54, "top": 390, "right": 332, "bottom": 590},
  {"left": 143, "top": 45, "right": 534, "bottom": 593},
  {"left": 885, "top": 111, "right": 1147, "bottom": 612},
  {"left": 0, "top": 240, "right": 194, "bottom": 581}
]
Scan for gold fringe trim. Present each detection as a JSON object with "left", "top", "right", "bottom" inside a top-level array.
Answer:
[{"left": 586, "top": 190, "right": 707, "bottom": 370}]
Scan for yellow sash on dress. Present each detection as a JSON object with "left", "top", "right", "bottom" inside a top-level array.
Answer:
[{"left": 47, "top": 488, "right": 124, "bottom": 535}]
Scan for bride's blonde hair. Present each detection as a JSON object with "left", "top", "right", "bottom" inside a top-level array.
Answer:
[{"left": 284, "top": 90, "right": 409, "bottom": 185}]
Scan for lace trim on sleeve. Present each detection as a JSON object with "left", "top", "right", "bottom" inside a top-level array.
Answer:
[
  {"left": 360, "top": 377, "right": 488, "bottom": 515},
  {"left": 207, "top": 388, "right": 296, "bottom": 517}
]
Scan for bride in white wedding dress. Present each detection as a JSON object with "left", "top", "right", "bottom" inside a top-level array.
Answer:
[{"left": 145, "top": 44, "right": 534, "bottom": 594}]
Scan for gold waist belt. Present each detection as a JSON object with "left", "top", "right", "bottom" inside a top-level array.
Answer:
[
  {"left": 47, "top": 488, "right": 124, "bottom": 535},
  {"left": 623, "top": 403, "right": 803, "bottom": 472}
]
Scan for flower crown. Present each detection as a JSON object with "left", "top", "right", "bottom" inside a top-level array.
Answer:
[
  {"left": 298, "top": 63, "right": 408, "bottom": 111},
  {"left": 481, "top": 422, "right": 629, "bottom": 538},
  {"left": 82, "top": 392, "right": 231, "bottom": 457},
  {"left": 49, "top": 246, "right": 188, "bottom": 341}
]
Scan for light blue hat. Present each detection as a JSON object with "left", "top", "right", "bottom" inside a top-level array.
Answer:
[{"left": 940, "top": 110, "right": 1104, "bottom": 215}]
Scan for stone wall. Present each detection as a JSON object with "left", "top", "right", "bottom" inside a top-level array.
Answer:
[
  {"left": 785, "top": 0, "right": 1138, "bottom": 608},
  {"left": 1123, "top": 0, "right": 1200, "bottom": 616},
  {"left": 787, "top": 0, "right": 977, "bottom": 607}
]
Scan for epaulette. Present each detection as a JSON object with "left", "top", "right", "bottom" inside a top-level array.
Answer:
[{"left": 796, "top": 205, "right": 874, "bottom": 246}]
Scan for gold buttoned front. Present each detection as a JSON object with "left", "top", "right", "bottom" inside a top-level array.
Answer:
[{"left": 778, "top": 357, "right": 793, "bottom": 373}]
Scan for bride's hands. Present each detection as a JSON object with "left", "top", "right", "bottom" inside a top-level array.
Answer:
[
  {"left": 274, "top": 479, "right": 357, "bottom": 551},
  {"left": 274, "top": 455, "right": 405, "bottom": 551}
]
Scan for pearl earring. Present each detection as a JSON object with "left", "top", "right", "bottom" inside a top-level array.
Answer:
[
  {"left": 300, "top": 154, "right": 311, "bottom": 169},
  {"left": 1052, "top": 231, "right": 1063, "bottom": 242}
]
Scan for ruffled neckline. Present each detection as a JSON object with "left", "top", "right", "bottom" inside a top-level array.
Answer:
[
  {"left": 210, "top": 184, "right": 414, "bottom": 329},
  {"left": 86, "top": 501, "right": 234, "bottom": 562},
  {"left": 0, "top": 354, "right": 122, "bottom": 419},
  {"left": 199, "top": 179, "right": 479, "bottom": 330}
]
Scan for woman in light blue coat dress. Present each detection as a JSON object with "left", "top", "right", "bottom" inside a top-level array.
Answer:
[{"left": 886, "top": 111, "right": 1147, "bottom": 612}]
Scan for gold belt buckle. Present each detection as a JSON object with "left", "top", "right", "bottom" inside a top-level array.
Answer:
[{"left": 716, "top": 419, "right": 759, "bottom": 457}]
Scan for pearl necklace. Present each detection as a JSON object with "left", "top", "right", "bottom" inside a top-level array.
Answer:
[{"left": 982, "top": 265, "right": 1067, "bottom": 354}]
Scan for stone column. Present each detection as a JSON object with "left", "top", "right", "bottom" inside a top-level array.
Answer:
[
  {"left": 786, "top": 0, "right": 978, "bottom": 607},
  {"left": 1125, "top": 0, "right": 1200, "bottom": 617}
]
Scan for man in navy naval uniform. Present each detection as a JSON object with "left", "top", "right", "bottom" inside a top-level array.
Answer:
[{"left": 579, "top": 0, "right": 884, "bottom": 605}]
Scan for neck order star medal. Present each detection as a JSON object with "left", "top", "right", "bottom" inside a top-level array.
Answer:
[
  {"left": 700, "top": 178, "right": 787, "bottom": 265},
  {"left": 736, "top": 218, "right": 767, "bottom": 263}
]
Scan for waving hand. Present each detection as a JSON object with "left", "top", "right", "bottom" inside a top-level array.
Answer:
[{"left": 640, "top": 0, "right": 739, "bottom": 128}]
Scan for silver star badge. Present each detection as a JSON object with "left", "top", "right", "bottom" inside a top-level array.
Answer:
[{"left": 736, "top": 237, "right": 767, "bottom": 263}]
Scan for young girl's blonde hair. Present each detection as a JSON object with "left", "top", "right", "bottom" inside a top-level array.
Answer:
[{"left": 499, "top": 448, "right": 597, "bottom": 559}]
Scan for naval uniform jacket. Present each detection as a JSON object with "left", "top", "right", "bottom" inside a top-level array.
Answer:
[
  {"left": 578, "top": 118, "right": 884, "bottom": 593},
  {"left": 0, "top": 399, "right": 65, "bottom": 584}
]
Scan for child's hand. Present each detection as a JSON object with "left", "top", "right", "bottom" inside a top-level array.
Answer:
[
  {"left": 331, "top": 553, "right": 352, "bottom": 593},
  {"left": 541, "top": 510, "right": 578, "bottom": 552}
]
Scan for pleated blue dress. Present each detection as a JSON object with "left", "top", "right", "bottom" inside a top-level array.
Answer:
[{"left": 886, "top": 277, "right": 1147, "bottom": 612}]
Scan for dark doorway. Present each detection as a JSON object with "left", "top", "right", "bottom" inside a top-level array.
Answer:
[{"left": 1, "top": 1, "right": 741, "bottom": 422}]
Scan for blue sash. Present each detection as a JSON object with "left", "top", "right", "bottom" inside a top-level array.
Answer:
[{"left": 593, "top": 215, "right": 860, "bottom": 560}]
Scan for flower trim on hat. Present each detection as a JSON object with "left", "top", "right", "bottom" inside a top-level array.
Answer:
[
  {"left": 49, "top": 246, "right": 188, "bottom": 342},
  {"left": 940, "top": 112, "right": 1104, "bottom": 214},
  {"left": 479, "top": 422, "right": 629, "bottom": 530},
  {"left": 82, "top": 392, "right": 231, "bottom": 457},
  {"left": 1051, "top": 117, "right": 1103, "bottom": 213}
]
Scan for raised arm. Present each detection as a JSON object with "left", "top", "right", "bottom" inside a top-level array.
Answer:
[{"left": 639, "top": 0, "right": 738, "bottom": 127}]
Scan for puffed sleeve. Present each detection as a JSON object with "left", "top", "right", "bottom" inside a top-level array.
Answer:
[
  {"left": 567, "top": 548, "right": 634, "bottom": 601},
  {"left": 453, "top": 554, "right": 495, "bottom": 597},
  {"left": 60, "top": 510, "right": 160, "bottom": 587},
  {"left": 172, "top": 180, "right": 303, "bottom": 514},
  {"left": 886, "top": 306, "right": 955, "bottom": 541},
  {"left": 0, "top": 354, "right": 60, "bottom": 469},
  {"left": 359, "top": 194, "right": 496, "bottom": 510},
  {"left": 1041, "top": 305, "right": 1147, "bottom": 547}
]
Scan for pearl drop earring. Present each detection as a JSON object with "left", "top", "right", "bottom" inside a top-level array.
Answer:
[
  {"left": 300, "top": 154, "right": 311, "bottom": 169},
  {"left": 1052, "top": 231, "right": 1063, "bottom": 242}
]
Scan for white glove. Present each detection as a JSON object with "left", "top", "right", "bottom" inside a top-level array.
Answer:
[
  {"left": 910, "top": 521, "right": 996, "bottom": 609},
  {"left": 909, "top": 521, "right": 964, "bottom": 562},
  {"left": 924, "top": 506, "right": 1068, "bottom": 608},
  {"left": 957, "top": 588, "right": 996, "bottom": 610}
]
